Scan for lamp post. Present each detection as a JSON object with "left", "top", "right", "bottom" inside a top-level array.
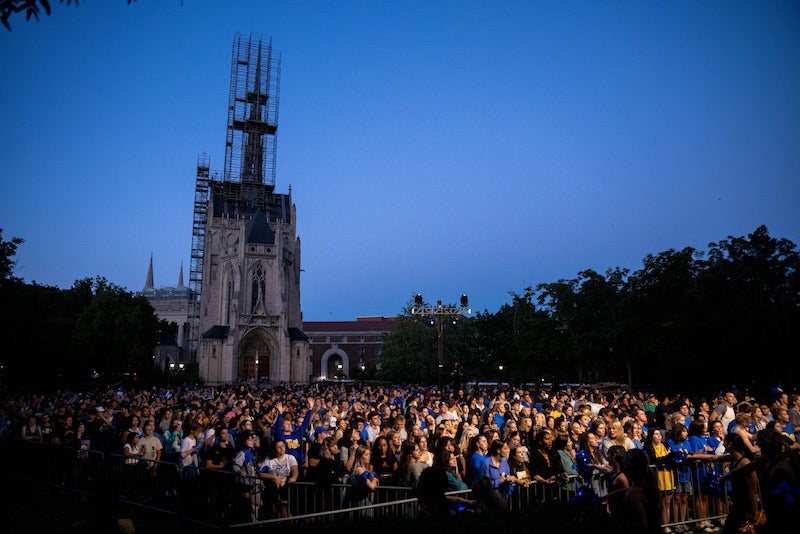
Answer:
[
  {"left": 255, "top": 351, "right": 259, "bottom": 381},
  {"left": 411, "top": 293, "right": 472, "bottom": 388}
]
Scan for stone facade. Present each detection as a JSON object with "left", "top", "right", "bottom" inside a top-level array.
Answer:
[{"left": 196, "top": 193, "right": 310, "bottom": 384}]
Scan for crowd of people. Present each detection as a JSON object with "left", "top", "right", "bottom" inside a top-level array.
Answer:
[{"left": 2, "top": 380, "right": 799, "bottom": 532}]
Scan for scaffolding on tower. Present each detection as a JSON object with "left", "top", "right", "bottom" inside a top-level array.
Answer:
[{"left": 187, "top": 33, "right": 282, "bottom": 364}]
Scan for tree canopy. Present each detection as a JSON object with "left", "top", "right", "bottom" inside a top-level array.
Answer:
[
  {"left": 0, "top": 230, "right": 170, "bottom": 389},
  {"left": 379, "top": 225, "right": 799, "bottom": 395}
]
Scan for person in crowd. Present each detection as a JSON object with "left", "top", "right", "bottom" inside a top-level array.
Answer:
[
  {"left": 39, "top": 413, "right": 55, "bottom": 444},
  {"left": 122, "top": 431, "right": 143, "bottom": 466},
  {"left": 162, "top": 418, "right": 183, "bottom": 465},
  {"left": 434, "top": 448, "right": 469, "bottom": 491},
  {"left": 553, "top": 434, "right": 579, "bottom": 492},
  {"left": 624, "top": 420, "right": 645, "bottom": 450},
  {"left": 21, "top": 414, "right": 43, "bottom": 442},
  {"left": 774, "top": 407, "right": 797, "bottom": 443},
  {"left": 687, "top": 419, "right": 721, "bottom": 532},
  {"left": 273, "top": 399, "right": 314, "bottom": 476},
  {"left": 578, "top": 429, "right": 609, "bottom": 496},
  {"left": 179, "top": 421, "right": 202, "bottom": 478},
  {"left": 369, "top": 435, "right": 398, "bottom": 485},
  {"left": 476, "top": 439, "right": 518, "bottom": 503},
  {"left": 708, "top": 420, "right": 727, "bottom": 455},
  {"left": 306, "top": 425, "right": 329, "bottom": 474},
  {"left": 121, "top": 431, "right": 144, "bottom": 498},
  {"left": 600, "top": 445, "right": 630, "bottom": 520},
  {"left": 602, "top": 419, "right": 636, "bottom": 457},
  {"left": 307, "top": 436, "right": 344, "bottom": 487},
  {"left": 53, "top": 414, "right": 76, "bottom": 447},
  {"left": 530, "top": 428, "right": 566, "bottom": 489},
  {"left": 718, "top": 433, "right": 760, "bottom": 534},
  {"left": 120, "top": 414, "right": 143, "bottom": 451},
  {"left": 157, "top": 408, "right": 173, "bottom": 437},
  {"left": 266, "top": 439, "right": 299, "bottom": 518},
  {"left": 643, "top": 428, "right": 677, "bottom": 533},
  {"left": 138, "top": 420, "right": 163, "bottom": 482},
  {"left": 621, "top": 448, "right": 663, "bottom": 534},
  {"left": 666, "top": 423, "right": 694, "bottom": 530},
  {"left": 507, "top": 445, "right": 532, "bottom": 488},
  {"left": 396, "top": 438, "right": 425, "bottom": 487},
  {"left": 710, "top": 391, "right": 737, "bottom": 435},
  {"left": 465, "top": 432, "right": 489, "bottom": 487},
  {"left": 232, "top": 433, "right": 267, "bottom": 522},
  {"left": 755, "top": 426, "right": 799, "bottom": 534},
  {"left": 339, "top": 426, "right": 362, "bottom": 475},
  {"left": 729, "top": 412, "right": 760, "bottom": 455},
  {"left": 345, "top": 444, "right": 379, "bottom": 508}
]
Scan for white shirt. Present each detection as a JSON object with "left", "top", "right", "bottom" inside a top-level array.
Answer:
[
  {"left": 268, "top": 454, "right": 298, "bottom": 485},
  {"left": 180, "top": 435, "right": 198, "bottom": 468}
]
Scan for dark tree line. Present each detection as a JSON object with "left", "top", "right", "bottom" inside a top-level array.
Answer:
[
  {"left": 0, "top": 229, "right": 169, "bottom": 389},
  {"left": 378, "top": 225, "right": 800, "bottom": 395}
]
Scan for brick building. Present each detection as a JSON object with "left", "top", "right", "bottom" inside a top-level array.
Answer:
[{"left": 303, "top": 316, "right": 396, "bottom": 381}]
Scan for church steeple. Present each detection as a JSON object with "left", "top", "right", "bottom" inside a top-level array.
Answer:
[
  {"left": 177, "top": 262, "right": 185, "bottom": 289},
  {"left": 144, "top": 254, "right": 154, "bottom": 290}
]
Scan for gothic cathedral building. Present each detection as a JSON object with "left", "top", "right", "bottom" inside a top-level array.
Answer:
[{"left": 189, "top": 33, "right": 310, "bottom": 384}]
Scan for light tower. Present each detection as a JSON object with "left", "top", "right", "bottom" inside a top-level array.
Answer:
[{"left": 411, "top": 293, "right": 472, "bottom": 387}]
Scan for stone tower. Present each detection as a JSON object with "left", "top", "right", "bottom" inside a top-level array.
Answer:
[{"left": 189, "top": 33, "right": 310, "bottom": 384}]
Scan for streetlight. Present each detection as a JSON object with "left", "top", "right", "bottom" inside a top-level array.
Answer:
[
  {"left": 255, "top": 351, "right": 259, "bottom": 381},
  {"left": 411, "top": 293, "right": 472, "bottom": 387}
]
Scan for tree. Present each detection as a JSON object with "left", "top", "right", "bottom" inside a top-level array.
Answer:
[
  {"left": 0, "top": 228, "right": 24, "bottom": 284},
  {"left": 71, "top": 277, "right": 168, "bottom": 382},
  {"left": 1, "top": 0, "right": 136, "bottom": 32},
  {"left": 697, "top": 225, "right": 800, "bottom": 387}
]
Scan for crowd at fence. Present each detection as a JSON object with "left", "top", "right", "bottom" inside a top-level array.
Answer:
[{"left": 1, "top": 380, "right": 799, "bottom": 532}]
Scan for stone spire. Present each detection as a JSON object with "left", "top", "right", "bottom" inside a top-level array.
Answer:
[
  {"left": 177, "top": 262, "right": 185, "bottom": 289},
  {"left": 144, "top": 254, "right": 154, "bottom": 290}
]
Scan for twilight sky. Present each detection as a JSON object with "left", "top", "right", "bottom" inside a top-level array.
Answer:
[{"left": 1, "top": 1, "right": 798, "bottom": 321}]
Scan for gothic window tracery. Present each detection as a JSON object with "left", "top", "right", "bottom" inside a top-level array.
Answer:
[{"left": 251, "top": 264, "right": 266, "bottom": 314}]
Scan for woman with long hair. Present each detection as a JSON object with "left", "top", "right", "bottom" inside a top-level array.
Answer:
[
  {"left": 434, "top": 448, "right": 469, "bottom": 491},
  {"left": 346, "top": 444, "right": 379, "bottom": 508},
  {"left": 416, "top": 434, "right": 434, "bottom": 467},
  {"left": 644, "top": 428, "right": 676, "bottom": 534},
  {"left": 369, "top": 435, "right": 398, "bottom": 485},
  {"left": 396, "top": 439, "right": 425, "bottom": 487},
  {"left": 507, "top": 446, "right": 532, "bottom": 488},
  {"left": 578, "top": 429, "right": 609, "bottom": 497}
]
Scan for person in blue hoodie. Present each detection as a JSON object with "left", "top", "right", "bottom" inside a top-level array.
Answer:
[{"left": 273, "top": 398, "right": 314, "bottom": 478}]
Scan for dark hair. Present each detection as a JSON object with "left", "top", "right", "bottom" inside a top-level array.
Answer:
[
  {"left": 723, "top": 432, "right": 754, "bottom": 460},
  {"left": 606, "top": 444, "right": 626, "bottom": 467},
  {"left": 487, "top": 439, "right": 505, "bottom": 457},
  {"left": 552, "top": 434, "right": 569, "bottom": 451}
]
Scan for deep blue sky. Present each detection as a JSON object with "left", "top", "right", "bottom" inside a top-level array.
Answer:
[{"left": 2, "top": 1, "right": 799, "bottom": 321}]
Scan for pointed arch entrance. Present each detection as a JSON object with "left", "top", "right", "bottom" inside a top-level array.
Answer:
[
  {"left": 239, "top": 330, "right": 271, "bottom": 381},
  {"left": 321, "top": 347, "right": 349, "bottom": 379}
]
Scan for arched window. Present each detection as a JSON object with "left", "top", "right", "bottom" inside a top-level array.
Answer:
[{"left": 251, "top": 264, "right": 266, "bottom": 313}]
